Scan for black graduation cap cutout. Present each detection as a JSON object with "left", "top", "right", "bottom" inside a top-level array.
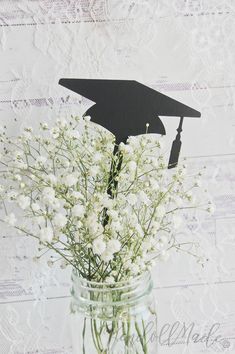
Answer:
[{"left": 59, "top": 78, "right": 201, "bottom": 169}]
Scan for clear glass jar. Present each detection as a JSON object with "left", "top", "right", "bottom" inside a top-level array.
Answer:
[{"left": 70, "top": 269, "right": 158, "bottom": 353}]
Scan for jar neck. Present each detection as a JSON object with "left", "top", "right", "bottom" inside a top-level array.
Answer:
[{"left": 71, "top": 270, "right": 153, "bottom": 306}]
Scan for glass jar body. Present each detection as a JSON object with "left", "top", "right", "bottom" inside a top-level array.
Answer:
[{"left": 70, "top": 270, "right": 158, "bottom": 353}]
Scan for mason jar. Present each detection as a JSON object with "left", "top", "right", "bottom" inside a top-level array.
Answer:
[{"left": 70, "top": 269, "right": 158, "bottom": 353}]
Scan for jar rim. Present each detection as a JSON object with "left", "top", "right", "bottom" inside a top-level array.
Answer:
[
  {"left": 72, "top": 269, "right": 151, "bottom": 288},
  {"left": 71, "top": 269, "right": 153, "bottom": 308}
]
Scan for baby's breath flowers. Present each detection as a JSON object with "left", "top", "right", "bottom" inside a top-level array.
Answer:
[{"left": 0, "top": 115, "right": 212, "bottom": 282}]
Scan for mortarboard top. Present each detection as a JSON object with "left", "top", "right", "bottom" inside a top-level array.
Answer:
[{"left": 59, "top": 78, "right": 201, "bottom": 168}]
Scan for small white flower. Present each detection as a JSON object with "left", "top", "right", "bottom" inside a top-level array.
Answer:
[
  {"left": 123, "top": 259, "right": 132, "bottom": 270},
  {"left": 15, "top": 174, "right": 22, "bottom": 181},
  {"left": 89, "top": 165, "right": 100, "bottom": 177},
  {"left": 35, "top": 216, "right": 45, "bottom": 227},
  {"left": 22, "top": 131, "right": 32, "bottom": 141},
  {"left": 127, "top": 193, "right": 137, "bottom": 206},
  {"left": 136, "top": 256, "right": 145, "bottom": 269},
  {"left": 39, "top": 226, "right": 54, "bottom": 243},
  {"left": 107, "top": 209, "right": 119, "bottom": 221},
  {"left": 105, "top": 276, "right": 115, "bottom": 283},
  {"left": 142, "top": 240, "right": 152, "bottom": 253},
  {"left": 84, "top": 212, "right": 102, "bottom": 236},
  {"left": 157, "top": 137, "right": 165, "bottom": 149},
  {"left": 92, "top": 238, "right": 106, "bottom": 255},
  {"left": 127, "top": 136, "right": 138, "bottom": 147},
  {"left": 57, "top": 118, "right": 68, "bottom": 128},
  {"left": 53, "top": 213, "right": 67, "bottom": 228},
  {"left": 150, "top": 179, "right": 159, "bottom": 191},
  {"left": 140, "top": 136, "right": 148, "bottom": 147},
  {"left": 131, "top": 263, "right": 140, "bottom": 275},
  {"left": 42, "top": 187, "right": 55, "bottom": 198},
  {"left": 13, "top": 150, "right": 23, "bottom": 159},
  {"left": 67, "top": 130, "right": 80, "bottom": 139},
  {"left": 135, "top": 223, "right": 144, "bottom": 237},
  {"left": 119, "top": 143, "right": 133, "bottom": 155},
  {"left": 17, "top": 195, "right": 30, "bottom": 210},
  {"left": 47, "top": 174, "right": 57, "bottom": 185},
  {"left": 207, "top": 202, "right": 216, "bottom": 214},
  {"left": 71, "top": 204, "right": 85, "bottom": 218},
  {"left": 64, "top": 174, "right": 78, "bottom": 187},
  {"left": 89, "top": 221, "right": 103, "bottom": 237},
  {"left": 138, "top": 191, "right": 150, "bottom": 205},
  {"left": 185, "top": 192, "right": 193, "bottom": 200},
  {"left": 110, "top": 221, "right": 122, "bottom": 233},
  {"left": 51, "top": 127, "right": 60, "bottom": 139},
  {"left": 84, "top": 116, "right": 91, "bottom": 122},
  {"left": 93, "top": 152, "right": 102, "bottom": 162},
  {"left": 101, "top": 194, "right": 113, "bottom": 209},
  {"left": 4, "top": 212, "right": 17, "bottom": 226},
  {"left": 106, "top": 239, "right": 121, "bottom": 253},
  {"left": 100, "top": 249, "right": 113, "bottom": 262},
  {"left": 42, "top": 187, "right": 55, "bottom": 204},
  {"left": 51, "top": 197, "right": 62, "bottom": 210},
  {"left": 40, "top": 122, "right": 48, "bottom": 130},
  {"left": 72, "top": 191, "right": 84, "bottom": 200},
  {"left": 128, "top": 161, "right": 137, "bottom": 172}
]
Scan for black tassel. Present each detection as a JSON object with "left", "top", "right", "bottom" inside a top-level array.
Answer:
[{"left": 168, "top": 117, "right": 184, "bottom": 169}]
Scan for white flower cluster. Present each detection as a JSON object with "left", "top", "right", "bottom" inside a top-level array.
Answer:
[
  {"left": 0, "top": 116, "right": 211, "bottom": 282},
  {"left": 92, "top": 238, "right": 121, "bottom": 262}
]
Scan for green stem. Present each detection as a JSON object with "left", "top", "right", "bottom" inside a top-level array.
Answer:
[
  {"left": 135, "top": 321, "right": 148, "bottom": 354},
  {"left": 93, "top": 319, "right": 104, "bottom": 352},
  {"left": 90, "top": 318, "right": 101, "bottom": 353}
]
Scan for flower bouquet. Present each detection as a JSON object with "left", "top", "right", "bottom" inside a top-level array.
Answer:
[{"left": 0, "top": 116, "right": 212, "bottom": 353}]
